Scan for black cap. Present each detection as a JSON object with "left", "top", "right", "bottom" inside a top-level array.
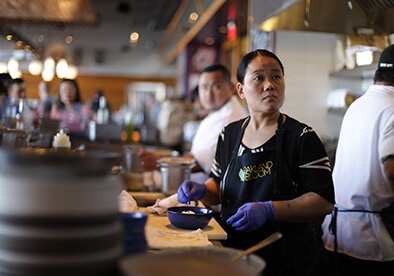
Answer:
[{"left": 378, "top": 44, "right": 394, "bottom": 70}]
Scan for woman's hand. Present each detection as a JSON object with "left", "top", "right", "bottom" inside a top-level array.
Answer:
[
  {"left": 177, "top": 180, "right": 207, "bottom": 204},
  {"left": 226, "top": 201, "right": 275, "bottom": 232}
]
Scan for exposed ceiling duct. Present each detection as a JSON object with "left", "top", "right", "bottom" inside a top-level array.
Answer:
[
  {"left": 255, "top": 0, "right": 394, "bottom": 36},
  {"left": 0, "top": 0, "right": 97, "bottom": 27}
]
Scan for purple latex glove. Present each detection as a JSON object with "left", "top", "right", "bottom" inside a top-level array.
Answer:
[
  {"left": 226, "top": 201, "right": 275, "bottom": 232},
  {"left": 177, "top": 180, "right": 207, "bottom": 204}
]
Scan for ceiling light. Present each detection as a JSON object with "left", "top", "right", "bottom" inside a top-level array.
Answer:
[
  {"left": 130, "top": 32, "right": 139, "bottom": 43},
  {"left": 56, "top": 58, "right": 69, "bottom": 79},
  {"left": 44, "top": 57, "right": 55, "bottom": 70},
  {"left": 0, "top": 62, "right": 7, "bottom": 73},
  {"left": 37, "top": 34, "right": 45, "bottom": 42},
  {"left": 42, "top": 68, "right": 55, "bottom": 82},
  {"left": 219, "top": 26, "right": 227, "bottom": 34},
  {"left": 7, "top": 57, "right": 19, "bottom": 74},
  {"left": 205, "top": 37, "right": 215, "bottom": 45},
  {"left": 28, "top": 60, "right": 43, "bottom": 76},
  {"left": 188, "top": 12, "right": 199, "bottom": 23},
  {"left": 66, "top": 65, "right": 78, "bottom": 79},
  {"left": 16, "top": 40, "right": 24, "bottom": 48},
  {"left": 65, "top": 35, "right": 73, "bottom": 44}
]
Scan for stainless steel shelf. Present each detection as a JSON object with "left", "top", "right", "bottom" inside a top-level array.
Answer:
[{"left": 329, "top": 63, "right": 377, "bottom": 79}]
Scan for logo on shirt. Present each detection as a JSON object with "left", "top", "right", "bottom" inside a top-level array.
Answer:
[{"left": 238, "top": 161, "right": 273, "bottom": 182}]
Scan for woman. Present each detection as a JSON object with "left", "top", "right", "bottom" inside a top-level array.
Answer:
[
  {"left": 177, "top": 49, "right": 335, "bottom": 275},
  {"left": 50, "top": 79, "right": 92, "bottom": 135}
]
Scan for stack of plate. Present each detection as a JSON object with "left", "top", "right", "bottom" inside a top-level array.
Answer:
[{"left": 0, "top": 148, "right": 123, "bottom": 275}]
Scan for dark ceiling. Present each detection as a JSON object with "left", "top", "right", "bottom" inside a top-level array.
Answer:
[
  {"left": 0, "top": 0, "right": 183, "bottom": 29},
  {"left": 92, "top": 0, "right": 183, "bottom": 32},
  {"left": 0, "top": 0, "right": 245, "bottom": 64}
]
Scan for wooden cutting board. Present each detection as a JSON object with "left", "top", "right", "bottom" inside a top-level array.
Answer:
[{"left": 139, "top": 208, "right": 227, "bottom": 241}]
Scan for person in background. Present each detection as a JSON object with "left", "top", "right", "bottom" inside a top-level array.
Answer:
[
  {"left": 1, "top": 77, "right": 26, "bottom": 116},
  {"left": 140, "top": 64, "right": 247, "bottom": 183},
  {"left": 50, "top": 79, "right": 92, "bottom": 136},
  {"left": 321, "top": 45, "right": 394, "bottom": 275},
  {"left": 177, "top": 49, "right": 335, "bottom": 276},
  {"left": 36, "top": 81, "right": 54, "bottom": 119},
  {"left": 0, "top": 74, "right": 11, "bottom": 117},
  {"left": 1, "top": 78, "right": 35, "bottom": 129}
]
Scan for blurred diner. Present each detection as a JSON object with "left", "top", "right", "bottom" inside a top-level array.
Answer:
[
  {"left": 1, "top": 77, "right": 35, "bottom": 130},
  {"left": 0, "top": 73, "right": 12, "bottom": 107},
  {"left": 49, "top": 78, "right": 92, "bottom": 138},
  {"left": 36, "top": 81, "right": 55, "bottom": 119}
]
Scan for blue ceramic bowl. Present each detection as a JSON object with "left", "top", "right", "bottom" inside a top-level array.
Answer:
[{"left": 167, "top": 206, "right": 213, "bottom": 230}]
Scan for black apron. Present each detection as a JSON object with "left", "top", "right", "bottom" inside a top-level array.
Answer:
[{"left": 219, "top": 115, "right": 319, "bottom": 276}]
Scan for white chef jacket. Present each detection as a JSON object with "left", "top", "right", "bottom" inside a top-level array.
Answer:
[
  {"left": 321, "top": 85, "right": 394, "bottom": 261},
  {"left": 190, "top": 95, "right": 247, "bottom": 182}
]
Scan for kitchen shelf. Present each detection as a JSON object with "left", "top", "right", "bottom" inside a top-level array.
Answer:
[{"left": 329, "top": 63, "right": 377, "bottom": 79}]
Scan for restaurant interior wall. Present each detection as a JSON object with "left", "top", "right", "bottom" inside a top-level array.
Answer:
[{"left": 274, "top": 30, "right": 370, "bottom": 140}]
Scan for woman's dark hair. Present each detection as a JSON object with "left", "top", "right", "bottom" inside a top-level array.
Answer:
[
  {"left": 56, "top": 79, "right": 82, "bottom": 108},
  {"left": 236, "top": 49, "right": 284, "bottom": 84}
]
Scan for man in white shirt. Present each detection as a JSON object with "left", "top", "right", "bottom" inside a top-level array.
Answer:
[
  {"left": 321, "top": 44, "right": 394, "bottom": 275},
  {"left": 189, "top": 64, "right": 247, "bottom": 182},
  {"left": 140, "top": 64, "right": 247, "bottom": 183}
]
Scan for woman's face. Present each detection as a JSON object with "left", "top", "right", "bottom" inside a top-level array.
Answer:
[
  {"left": 59, "top": 81, "right": 77, "bottom": 105},
  {"left": 237, "top": 55, "right": 285, "bottom": 115}
]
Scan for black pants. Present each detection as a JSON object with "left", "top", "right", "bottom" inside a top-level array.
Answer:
[{"left": 323, "top": 250, "right": 394, "bottom": 276}]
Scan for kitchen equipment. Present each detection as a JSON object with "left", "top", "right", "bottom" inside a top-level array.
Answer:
[
  {"left": 129, "top": 192, "right": 166, "bottom": 207},
  {"left": 0, "top": 148, "right": 123, "bottom": 276},
  {"left": 157, "top": 157, "right": 195, "bottom": 195},
  {"left": 36, "top": 118, "right": 61, "bottom": 148},
  {"left": 119, "top": 246, "right": 266, "bottom": 276},
  {"left": 0, "top": 128, "right": 30, "bottom": 149},
  {"left": 231, "top": 232, "right": 283, "bottom": 261},
  {"left": 87, "top": 121, "right": 123, "bottom": 142},
  {"left": 120, "top": 144, "right": 144, "bottom": 191},
  {"left": 167, "top": 206, "right": 213, "bottom": 230}
]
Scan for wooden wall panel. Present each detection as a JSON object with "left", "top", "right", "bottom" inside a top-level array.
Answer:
[{"left": 21, "top": 74, "right": 176, "bottom": 111}]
